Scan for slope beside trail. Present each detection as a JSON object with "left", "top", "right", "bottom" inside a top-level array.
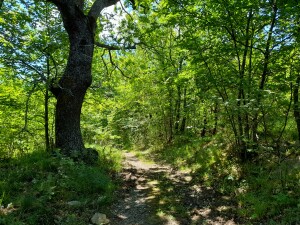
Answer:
[{"left": 108, "top": 151, "right": 242, "bottom": 225}]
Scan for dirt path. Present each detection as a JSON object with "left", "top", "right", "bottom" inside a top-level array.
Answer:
[{"left": 108, "top": 151, "right": 241, "bottom": 225}]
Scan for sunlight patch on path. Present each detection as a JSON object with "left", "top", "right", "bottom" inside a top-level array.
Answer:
[{"left": 109, "top": 151, "right": 240, "bottom": 225}]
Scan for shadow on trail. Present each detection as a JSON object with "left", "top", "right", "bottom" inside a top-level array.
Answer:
[{"left": 109, "top": 152, "right": 241, "bottom": 225}]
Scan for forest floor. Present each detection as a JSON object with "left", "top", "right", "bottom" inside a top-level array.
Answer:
[{"left": 108, "top": 151, "right": 244, "bottom": 225}]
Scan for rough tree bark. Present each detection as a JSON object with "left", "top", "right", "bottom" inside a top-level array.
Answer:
[{"left": 48, "top": 0, "right": 120, "bottom": 158}]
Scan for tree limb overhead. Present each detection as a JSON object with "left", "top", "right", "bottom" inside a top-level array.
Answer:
[
  {"left": 88, "top": 0, "right": 120, "bottom": 19},
  {"left": 95, "top": 41, "right": 136, "bottom": 50}
]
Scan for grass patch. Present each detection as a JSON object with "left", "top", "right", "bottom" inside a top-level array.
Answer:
[
  {"left": 237, "top": 159, "right": 300, "bottom": 224},
  {"left": 0, "top": 149, "right": 120, "bottom": 225}
]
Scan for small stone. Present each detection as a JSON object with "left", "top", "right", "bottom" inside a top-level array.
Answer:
[
  {"left": 125, "top": 173, "right": 132, "bottom": 180},
  {"left": 6, "top": 203, "right": 13, "bottom": 209},
  {"left": 184, "top": 176, "right": 192, "bottom": 182},
  {"left": 130, "top": 175, "right": 137, "bottom": 180},
  {"left": 67, "top": 201, "right": 81, "bottom": 207},
  {"left": 117, "top": 214, "right": 127, "bottom": 219},
  {"left": 91, "top": 213, "right": 110, "bottom": 225}
]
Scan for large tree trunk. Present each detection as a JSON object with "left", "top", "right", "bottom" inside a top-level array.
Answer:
[{"left": 50, "top": 4, "right": 96, "bottom": 156}]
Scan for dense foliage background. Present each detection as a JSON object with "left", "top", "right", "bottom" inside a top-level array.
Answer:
[{"left": 0, "top": 0, "right": 299, "bottom": 224}]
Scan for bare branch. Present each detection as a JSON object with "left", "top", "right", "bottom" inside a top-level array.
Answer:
[
  {"left": 95, "top": 41, "right": 136, "bottom": 50},
  {"left": 88, "top": 0, "right": 120, "bottom": 19},
  {"left": 17, "top": 59, "right": 47, "bottom": 81},
  {"left": 120, "top": 0, "right": 133, "bottom": 20},
  {"left": 22, "top": 83, "right": 37, "bottom": 133},
  {"left": 100, "top": 49, "right": 109, "bottom": 74},
  {"left": 108, "top": 50, "right": 131, "bottom": 79}
]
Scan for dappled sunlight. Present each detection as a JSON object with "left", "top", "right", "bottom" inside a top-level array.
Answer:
[
  {"left": 0, "top": 203, "right": 16, "bottom": 216},
  {"left": 157, "top": 211, "right": 180, "bottom": 225},
  {"left": 1, "top": 0, "right": 299, "bottom": 224},
  {"left": 108, "top": 151, "right": 242, "bottom": 225}
]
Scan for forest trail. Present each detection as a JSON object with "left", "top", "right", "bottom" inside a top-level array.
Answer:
[{"left": 108, "top": 151, "right": 241, "bottom": 225}]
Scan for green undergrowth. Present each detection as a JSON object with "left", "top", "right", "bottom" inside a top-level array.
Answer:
[
  {"left": 0, "top": 147, "right": 122, "bottom": 225},
  {"left": 136, "top": 135, "right": 300, "bottom": 224},
  {"left": 237, "top": 159, "right": 300, "bottom": 224}
]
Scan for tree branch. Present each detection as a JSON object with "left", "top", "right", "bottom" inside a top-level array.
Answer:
[
  {"left": 120, "top": 0, "right": 133, "bottom": 20},
  {"left": 17, "top": 59, "right": 47, "bottom": 81},
  {"left": 88, "top": 0, "right": 120, "bottom": 19},
  {"left": 100, "top": 49, "right": 109, "bottom": 75},
  {"left": 108, "top": 50, "right": 131, "bottom": 79},
  {"left": 22, "top": 83, "right": 37, "bottom": 133},
  {"left": 95, "top": 41, "right": 136, "bottom": 50}
]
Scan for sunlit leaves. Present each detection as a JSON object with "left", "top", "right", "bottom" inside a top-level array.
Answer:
[{"left": 0, "top": 0, "right": 68, "bottom": 154}]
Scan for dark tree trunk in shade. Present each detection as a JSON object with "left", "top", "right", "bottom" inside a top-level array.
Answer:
[
  {"left": 201, "top": 112, "right": 207, "bottom": 137},
  {"left": 293, "top": 75, "right": 300, "bottom": 141},
  {"left": 50, "top": 3, "right": 96, "bottom": 155},
  {"left": 180, "top": 87, "right": 187, "bottom": 133},
  {"left": 174, "top": 85, "right": 181, "bottom": 132},
  {"left": 212, "top": 102, "right": 219, "bottom": 135},
  {"left": 45, "top": 56, "right": 50, "bottom": 151}
]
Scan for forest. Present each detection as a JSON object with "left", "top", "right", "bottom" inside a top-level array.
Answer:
[{"left": 0, "top": 0, "right": 299, "bottom": 224}]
